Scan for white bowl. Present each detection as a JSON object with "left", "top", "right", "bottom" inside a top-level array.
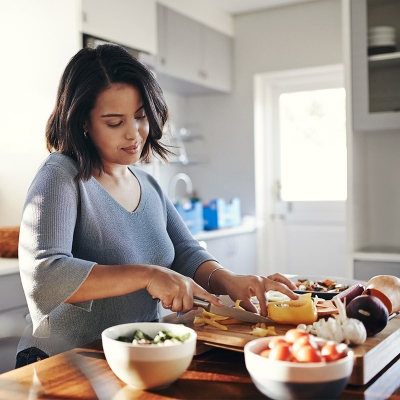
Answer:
[
  {"left": 102, "top": 322, "right": 197, "bottom": 390},
  {"left": 244, "top": 336, "right": 354, "bottom": 400}
]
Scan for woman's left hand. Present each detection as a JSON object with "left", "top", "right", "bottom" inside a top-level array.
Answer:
[{"left": 219, "top": 272, "right": 299, "bottom": 317}]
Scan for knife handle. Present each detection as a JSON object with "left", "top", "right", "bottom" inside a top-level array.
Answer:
[{"left": 193, "top": 298, "right": 211, "bottom": 311}]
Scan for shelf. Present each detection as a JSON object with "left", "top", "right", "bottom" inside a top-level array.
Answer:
[
  {"left": 354, "top": 246, "right": 400, "bottom": 262},
  {"left": 369, "top": 51, "right": 400, "bottom": 68},
  {"left": 193, "top": 216, "right": 259, "bottom": 241}
]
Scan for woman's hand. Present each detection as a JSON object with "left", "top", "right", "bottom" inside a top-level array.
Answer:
[
  {"left": 214, "top": 271, "right": 299, "bottom": 317},
  {"left": 146, "top": 266, "right": 223, "bottom": 312}
]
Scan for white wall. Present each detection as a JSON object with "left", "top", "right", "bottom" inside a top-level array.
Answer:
[
  {"left": 0, "top": 1, "right": 82, "bottom": 226},
  {"left": 182, "top": 0, "right": 343, "bottom": 216}
]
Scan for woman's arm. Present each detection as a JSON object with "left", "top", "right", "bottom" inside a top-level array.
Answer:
[
  {"left": 66, "top": 263, "right": 223, "bottom": 311},
  {"left": 194, "top": 261, "right": 299, "bottom": 317}
]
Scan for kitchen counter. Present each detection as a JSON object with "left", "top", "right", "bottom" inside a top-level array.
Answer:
[
  {"left": 0, "top": 258, "right": 19, "bottom": 276},
  {"left": 193, "top": 215, "right": 258, "bottom": 241},
  {"left": 1, "top": 330, "right": 400, "bottom": 399}
]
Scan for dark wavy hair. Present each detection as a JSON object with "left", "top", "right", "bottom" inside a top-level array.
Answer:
[{"left": 46, "top": 43, "right": 171, "bottom": 181}]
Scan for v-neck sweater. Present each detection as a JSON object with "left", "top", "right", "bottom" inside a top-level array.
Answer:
[{"left": 17, "top": 152, "right": 215, "bottom": 356}]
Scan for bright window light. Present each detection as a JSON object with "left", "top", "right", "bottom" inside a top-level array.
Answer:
[{"left": 279, "top": 88, "right": 347, "bottom": 201}]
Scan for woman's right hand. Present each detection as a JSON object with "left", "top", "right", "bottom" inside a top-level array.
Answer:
[{"left": 146, "top": 265, "right": 223, "bottom": 313}]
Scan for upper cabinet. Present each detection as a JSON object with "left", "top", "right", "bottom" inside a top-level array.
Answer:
[
  {"left": 156, "top": 5, "right": 233, "bottom": 95},
  {"left": 351, "top": 0, "right": 400, "bottom": 131},
  {"left": 82, "top": 0, "right": 157, "bottom": 55}
]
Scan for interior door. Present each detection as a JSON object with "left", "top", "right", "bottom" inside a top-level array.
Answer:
[{"left": 255, "top": 65, "right": 347, "bottom": 278}]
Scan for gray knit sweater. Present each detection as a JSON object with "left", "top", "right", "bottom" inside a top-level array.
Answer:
[{"left": 17, "top": 152, "right": 215, "bottom": 356}]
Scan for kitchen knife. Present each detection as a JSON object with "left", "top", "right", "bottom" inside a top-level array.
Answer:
[{"left": 193, "top": 298, "right": 276, "bottom": 324}]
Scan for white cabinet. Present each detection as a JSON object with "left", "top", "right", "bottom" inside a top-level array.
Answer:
[
  {"left": 0, "top": 272, "right": 27, "bottom": 313},
  {"left": 204, "top": 233, "right": 257, "bottom": 276},
  {"left": 0, "top": 271, "right": 28, "bottom": 373},
  {"left": 344, "top": 0, "right": 400, "bottom": 279},
  {"left": 350, "top": 0, "right": 400, "bottom": 131},
  {"left": 156, "top": 5, "right": 232, "bottom": 94},
  {"left": 82, "top": 0, "right": 157, "bottom": 54}
]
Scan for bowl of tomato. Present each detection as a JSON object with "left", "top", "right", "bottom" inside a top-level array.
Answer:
[{"left": 244, "top": 329, "right": 354, "bottom": 400}]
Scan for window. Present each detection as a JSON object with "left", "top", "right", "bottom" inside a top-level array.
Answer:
[{"left": 279, "top": 87, "right": 347, "bottom": 201}]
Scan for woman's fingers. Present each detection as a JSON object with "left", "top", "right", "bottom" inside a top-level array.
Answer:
[
  {"left": 268, "top": 273, "right": 297, "bottom": 290},
  {"left": 266, "top": 279, "right": 299, "bottom": 300},
  {"left": 161, "top": 283, "right": 223, "bottom": 313}
]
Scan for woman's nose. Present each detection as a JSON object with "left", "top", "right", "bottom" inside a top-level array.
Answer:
[{"left": 125, "top": 120, "right": 140, "bottom": 139}]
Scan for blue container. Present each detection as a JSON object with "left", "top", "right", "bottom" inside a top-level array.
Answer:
[
  {"left": 203, "top": 198, "right": 241, "bottom": 230},
  {"left": 175, "top": 201, "right": 204, "bottom": 234}
]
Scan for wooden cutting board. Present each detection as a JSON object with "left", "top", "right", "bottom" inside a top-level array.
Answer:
[{"left": 163, "top": 310, "right": 400, "bottom": 386}]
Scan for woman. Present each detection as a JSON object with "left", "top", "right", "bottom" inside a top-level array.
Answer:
[{"left": 16, "top": 44, "right": 298, "bottom": 367}]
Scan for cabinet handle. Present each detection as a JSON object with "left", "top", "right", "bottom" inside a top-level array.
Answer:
[{"left": 160, "top": 57, "right": 166, "bottom": 65}]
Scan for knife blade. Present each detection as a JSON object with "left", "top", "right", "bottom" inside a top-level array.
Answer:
[{"left": 193, "top": 298, "right": 276, "bottom": 324}]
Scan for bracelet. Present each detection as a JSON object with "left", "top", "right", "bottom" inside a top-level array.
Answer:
[{"left": 207, "top": 267, "right": 224, "bottom": 294}]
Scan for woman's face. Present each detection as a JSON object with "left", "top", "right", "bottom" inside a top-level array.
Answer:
[{"left": 86, "top": 83, "right": 149, "bottom": 168}]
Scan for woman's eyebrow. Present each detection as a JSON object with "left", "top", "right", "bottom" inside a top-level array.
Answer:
[
  {"left": 100, "top": 105, "right": 144, "bottom": 118},
  {"left": 101, "top": 113, "right": 123, "bottom": 118}
]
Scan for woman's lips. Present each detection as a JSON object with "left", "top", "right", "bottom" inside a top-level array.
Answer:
[{"left": 122, "top": 144, "right": 140, "bottom": 154}]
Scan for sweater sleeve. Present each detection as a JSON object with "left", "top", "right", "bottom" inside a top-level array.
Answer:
[
  {"left": 19, "top": 161, "right": 95, "bottom": 338},
  {"left": 165, "top": 196, "right": 218, "bottom": 278}
]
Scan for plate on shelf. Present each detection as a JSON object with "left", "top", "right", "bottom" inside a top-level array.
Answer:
[{"left": 291, "top": 275, "right": 365, "bottom": 300}]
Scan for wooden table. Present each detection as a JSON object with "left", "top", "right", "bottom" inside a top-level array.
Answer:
[{"left": 0, "top": 339, "right": 400, "bottom": 400}]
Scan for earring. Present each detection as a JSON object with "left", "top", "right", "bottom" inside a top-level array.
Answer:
[{"left": 83, "top": 131, "right": 88, "bottom": 139}]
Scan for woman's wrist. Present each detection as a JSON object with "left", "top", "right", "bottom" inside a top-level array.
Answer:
[
  {"left": 207, "top": 267, "right": 224, "bottom": 294},
  {"left": 208, "top": 267, "right": 234, "bottom": 295}
]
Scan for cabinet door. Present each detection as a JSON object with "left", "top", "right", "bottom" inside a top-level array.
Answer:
[
  {"left": 0, "top": 273, "right": 27, "bottom": 312},
  {"left": 157, "top": 5, "right": 202, "bottom": 84},
  {"left": 350, "top": 0, "right": 400, "bottom": 131},
  {"left": 156, "top": 5, "right": 232, "bottom": 94},
  {"left": 202, "top": 26, "right": 232, "bottom": 92},
  {"left": 82, "top": 0, "right": 157, "bottom": 54},
  {"left": 205, "top": 234, "right": 257, "bottom": 276}
]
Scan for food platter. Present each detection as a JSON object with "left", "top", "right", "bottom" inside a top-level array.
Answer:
[{"left": 291, "top": 275, "right": 365, "bottom": 300}]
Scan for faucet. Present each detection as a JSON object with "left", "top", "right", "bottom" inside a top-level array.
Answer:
[{"left": 168, "top": 173, "right": 193, "bottom": 203}]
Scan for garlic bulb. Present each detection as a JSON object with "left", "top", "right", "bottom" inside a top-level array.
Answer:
[
  {"left": 298, "top": 297, "right": 367, "bottom": 345},
  {"left": 314, "top": 317, "right": 344, "bottom": 343}
]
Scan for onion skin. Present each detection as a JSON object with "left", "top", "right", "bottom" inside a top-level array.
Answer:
[
  {"left": 346, "top": 295, "right": 389, "bottom": 336},
  {"left": 335, "top": 283, "right": 365, "bottom": 305}
]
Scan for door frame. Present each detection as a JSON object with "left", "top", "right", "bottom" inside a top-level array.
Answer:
[{"left": 254, "top": 64, "right": 345, "bottom": 277}]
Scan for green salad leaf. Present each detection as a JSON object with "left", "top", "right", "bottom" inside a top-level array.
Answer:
[{"left": 116, "top": 328, "right": 190, "bottom": 345}]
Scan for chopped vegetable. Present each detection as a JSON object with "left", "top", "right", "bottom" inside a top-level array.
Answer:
[
  {"left": 267, "top": 293, "right": 318, "bottom": 325},
  {"left": 194, "top": 315, "right": 228, "bottom": 330},
  {"left": 294, "top": 278, "right": 351, "bottom": 293},
  {"left": 251, "top": 323, "right": 277, "bottom": 337},
  {"left": 193, "top": 298, "right": 259, "bottom": 331},
  {"left": 235, "top": 299, "right": 245, "bottom": 310},
  {"left": 117, "top": 329, "right": 190, "bottom": 345}
]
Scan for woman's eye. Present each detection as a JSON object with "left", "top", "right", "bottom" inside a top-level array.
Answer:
[
  {"left": 108, "top": 121, "right": 123, "bottom": 128},
  {"left": 135, "top": 114, "right": 147, "bottom": 120}
]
